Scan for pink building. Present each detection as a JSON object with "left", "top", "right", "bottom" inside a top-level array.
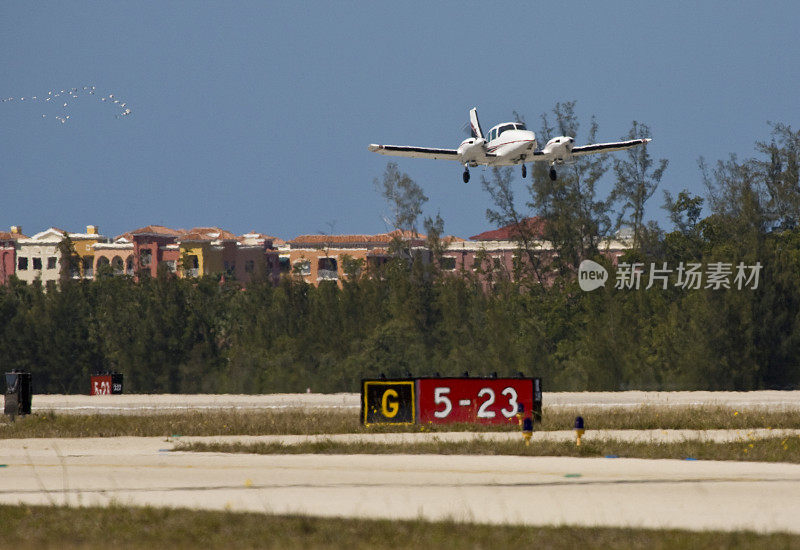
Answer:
[
  {"left": 441, "top": 217, "right": 628, "bottom": 286},
  {"left": 123, "top": 225, "right": 184, "bottom": 279},
  {"left": 0, "top": 226, "right": 26, "bottom": 284}
]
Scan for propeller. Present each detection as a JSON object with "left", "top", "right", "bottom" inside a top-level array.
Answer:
[{"left": 469, "top": 107, "right": 484, "bottom": 140}]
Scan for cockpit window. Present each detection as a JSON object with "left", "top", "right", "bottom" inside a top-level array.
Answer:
[
  {"left": 498, "top": 124, "right": 515, "bottom": 135},
  {"left": 515, "top": 123, "right": 526, "bottom": 130}
]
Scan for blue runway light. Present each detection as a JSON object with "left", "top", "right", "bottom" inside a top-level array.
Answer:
[
  {"left": 523, "top": 417, "right": 533, "bottom": 432},
  {"left": 574, "top": 416, "right": 585, "bottom": 446},
  {"left": 522, "top": 417, "right": 533, "bottom": 446}
]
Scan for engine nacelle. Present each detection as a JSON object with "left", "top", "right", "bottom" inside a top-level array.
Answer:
[
  {"left": 542, "top": 136, "right": 575, "bottom": 161},
  {"left": 457, "top": 137, "right": 486, "bottom": 164}
]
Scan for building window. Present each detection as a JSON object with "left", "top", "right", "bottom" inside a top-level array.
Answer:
[
  {"left": 83, "top": 256, "right": 94, "bottom": 278},
  {"left": 140, "top": 249, "right": 152, "bottom": 267},
  {"left": 440, "top": 257, "right": 456, "bottom": 271},
  {"left": 224, "top": 261, "right": 235, "bottom": 275},
  {"left": 279, "top": 256, "right": 290, "bottom": 273},
  {"left": 109, "top": 256, "right": 121, "bottom": 274},
  {"left": 47, "top": 257, "right": 57, "bottom": 270},
  {"left": 17, "top": 257, "right": 28, "bottom": 271},
  {"left": 126, "top": 257, "right": 134, "bottom": 275},
  {"left": 245, "top": 260, "right": 255, "bottom": 273},
  {"left": 165, "top": 260, "right": 177, "bottom": 273},
  {"left": 318, "top": 258, "right": 338, "bottom": 280},
  {"left": 32, "top": 258, "right": 42, "bottom": 270},
  {"left": 294, "top": 260, "right": 311, "bottom": 276}
]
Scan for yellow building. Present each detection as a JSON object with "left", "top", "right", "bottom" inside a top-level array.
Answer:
[{"left": 69, "top": 225, "right": 107, "bottom": 279}]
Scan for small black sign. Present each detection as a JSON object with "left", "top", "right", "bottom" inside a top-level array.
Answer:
[{"left": 362, "top": 380, "right": 415, "bottom": 425}]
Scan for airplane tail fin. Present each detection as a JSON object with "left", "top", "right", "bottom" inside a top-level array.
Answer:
[{"left": 469, "top": 108, "right": 484, "bottom": 140}]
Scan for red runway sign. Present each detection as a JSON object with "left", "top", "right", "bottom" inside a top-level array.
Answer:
[
  {"left": 417, "top": 378, "right": 539, "bottom": 425},
  {"left": 90, "top": 373, "right": 124, "bottom": 395}
]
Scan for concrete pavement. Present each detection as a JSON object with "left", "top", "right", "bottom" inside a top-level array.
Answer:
[
  {"left": 30, "top": 391, "right": 800, "bottom": 415},
  {"left": 1, "top": 435, "right": 799, "bottom": 533}
]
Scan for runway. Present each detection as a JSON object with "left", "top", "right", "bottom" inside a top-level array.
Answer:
[
  {"left": 1, "top": 435, "right": 800, "bottom": 533},
  {"left": 29, "top": 390, "right": 800, "bottom": 415}
]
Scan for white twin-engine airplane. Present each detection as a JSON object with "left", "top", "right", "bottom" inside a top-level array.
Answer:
[{"left": 368, "top": 108, "right": 651, "bottom": 183}]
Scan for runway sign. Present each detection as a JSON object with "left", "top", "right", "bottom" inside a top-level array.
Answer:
[
  {"left": 361, "top": 377, "right": 542, "bottom": 425},
  {"left": 362, "top": 379, "right": 415, "bottom": 425},
  {"left": 417, "top": 377, "right": 541, "bottom": 425},
  {"left": 90, "top": 373, "right": 124, "bottom": 395}
]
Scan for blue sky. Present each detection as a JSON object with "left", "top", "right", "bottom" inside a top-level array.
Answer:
[{"left": 1, "top": 2, "right": 798, "bottom": 240}]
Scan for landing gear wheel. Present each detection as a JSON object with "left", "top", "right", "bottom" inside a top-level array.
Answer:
[
  {"left": 549, "top": 167, "right": 557, "bottom": 181},
  {"left": 463, "top": 169, "right": 470, "bottom": 183},
  {"left": 521, "top": 164, "right": 527, "bottom": 178}
]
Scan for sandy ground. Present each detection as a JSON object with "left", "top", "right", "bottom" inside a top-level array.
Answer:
[
  {"left": 29, "top": 390, "right": 800, "bottom": 414},
  {"left": 1, "top": 435, "right": 800, "bottom": 533}
]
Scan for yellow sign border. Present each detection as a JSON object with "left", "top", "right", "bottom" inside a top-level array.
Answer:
[{"left": 362, "top": 380, "right": 416, "bottom": 425}]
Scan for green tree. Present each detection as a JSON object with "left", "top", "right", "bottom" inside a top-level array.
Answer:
[{"left": 610, "top": 121, "right": 668, "bottom": 249}]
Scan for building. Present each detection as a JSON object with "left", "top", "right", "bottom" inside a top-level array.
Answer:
[
  {"left": 68, "top": 225, "right": 108, "bottom": 279},
  {"left": 0, "top": 226, "right": 26, "bottom": 284},
  {"left": 178, "top": 227, "right": 238, "bottom": 278},
  {"left": 14, "top": 227, "right": 68, "bottom": 285},
  {"left": 123, "top": 225, "right": 184, "bottom": 279},
  {"left": 285, "top": 230, "right": 427, "bottom": 285},
  {"left": 93, "top": 236, "right": 135, "bottom": 276},
  {"left": 236, "top": 232, "right": 281, "bottom": 283},
  {"left": 441, "top": 217, "right": 629, "bottom": 286},
  {"left": 178, "top": 227, "right": 280, "bottom": 282}
]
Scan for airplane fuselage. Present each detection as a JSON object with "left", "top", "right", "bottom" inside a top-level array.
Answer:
[{"left": 485, "top": 127, "right": 537, "bottom": 166}]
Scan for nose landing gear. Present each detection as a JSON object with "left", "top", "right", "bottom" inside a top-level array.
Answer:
[
  {"left": 463, "top": 166, "right": 470, "bottom": 183},
  {"left": 549, "top": 166, "right": 558, "bottom": 181},
  {"left": 521, "top": 164, "right": 527, "bottom": 178}
]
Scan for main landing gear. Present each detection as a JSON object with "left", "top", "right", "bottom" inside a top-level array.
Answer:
[
  {"left": 521, "top": 164, "right": 527, "bottom": 178},
  {"left": 463, "top": 167, "right": 470, "bottom": 183},
  {"left": 549, "top": 165, "right": 558, "bottom": 181}
]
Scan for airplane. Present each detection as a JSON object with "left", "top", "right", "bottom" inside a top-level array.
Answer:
[{"left": 368, "top": 108, "right": 651, "bottom": 183}]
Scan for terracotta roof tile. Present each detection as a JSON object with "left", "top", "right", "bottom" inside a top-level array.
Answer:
[
  {"left": 0, "top": 231, "right": 27, "bottom": 241},
  {"left": 289, "top": 230, "right": 426, "bottom": 246},
  {"left": 128, "top": 225, "right": 184, "bottom": 237},
  {"left": 469, "top": 217, "right": 546, "bottom": 241},
  {"left": 186, "top": 227, "right": 238, "bottom": 240}
]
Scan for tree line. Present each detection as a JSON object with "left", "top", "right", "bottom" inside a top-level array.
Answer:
[{"left": 2, "top": 105, "right": 799, "bottom": 393}]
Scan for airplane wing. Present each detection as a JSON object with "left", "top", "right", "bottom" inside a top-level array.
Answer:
[
  {"left": 571, "top": 138, "right": 651, "bottom": 157},
  {"left": 367, "top": 144, "right": 460, "bottom": 161}
]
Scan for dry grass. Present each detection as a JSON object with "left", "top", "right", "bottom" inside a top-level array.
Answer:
[
  {"left": 177, "top": 434, "right": 800, "bottom": 464},
  {"left": 0, "top": 503, "right": 797, "bottom": 549},
  {"left": 2, "top": 405, "right": 800, "bottom": 438}
]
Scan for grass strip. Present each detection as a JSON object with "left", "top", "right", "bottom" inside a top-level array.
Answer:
[
  {"left": 177, "top": 434, "right": 800, "bottom": 463},
  {"left": 0, "top": 503, "right": 798, "bottom": 550},
  {"left": 3, "top": 405, "right": 800, "bottom": 438}
]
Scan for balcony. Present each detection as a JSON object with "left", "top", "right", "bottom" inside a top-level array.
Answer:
[{"left": 317, "top": 269, "right": 339, "bottom": 281}]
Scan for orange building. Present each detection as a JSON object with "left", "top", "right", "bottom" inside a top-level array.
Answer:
[
  {"left": 93, "top": 236, "right": 135, "bottom": 276},
  {"left": 284, "top": 230, "right": 427, "bottom": 285}
]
